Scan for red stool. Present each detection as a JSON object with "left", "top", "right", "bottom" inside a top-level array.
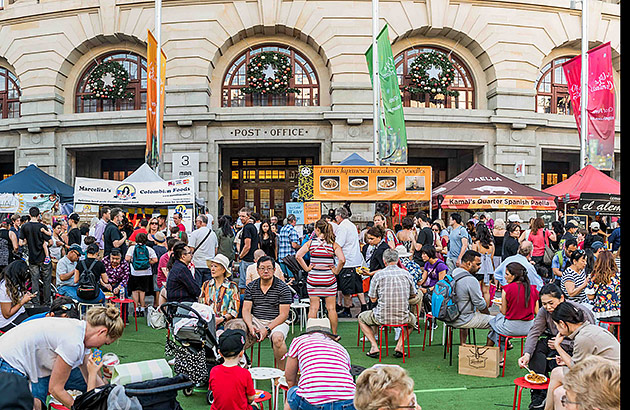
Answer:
[
  {"left": 415, "top": 304, "right": 421, "bottom": 334},
  {"left": 422, "top": 313, "right": 434, "bottom": 351},
  {"left": 512, "top": 376, "right": 549, "bottom": 410},
  {"left": 599, "top": 320, "right": 621, "bottom": 342},
  {"left": 500, "top": 335, "right": 527, "bottom": 377},
  {"left": 253, "top": 390, "right": 272, "bottom": 410},
  {"left": 111, "top": 298, "right": 137, "bottom": 331},
  {"left": 357, "top": 322, "right": 366, "bottom": 351},
  {"left": 379, "top": 324, "right": 410, "bottom": 363},
  {"left": 249, "top": 338, "right": 276, "bottom": 367}
]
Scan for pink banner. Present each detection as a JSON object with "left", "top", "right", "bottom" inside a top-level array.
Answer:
[{"left": 562, "top": 42, "right": 616, "bottom": 171}]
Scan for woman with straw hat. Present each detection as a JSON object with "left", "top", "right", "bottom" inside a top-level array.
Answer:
[{"left": 200, "top": 254, "right": 240, "bottom": 330}]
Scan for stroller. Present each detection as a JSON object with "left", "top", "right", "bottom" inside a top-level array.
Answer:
[
  {"left": 160, "top": 302, "right": 221, "bottom": 403},
  {"left": 281, "top": 254, "right": 309, "bottom": 300}
]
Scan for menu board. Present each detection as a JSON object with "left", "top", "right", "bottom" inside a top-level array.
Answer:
[{"left": 312, "top": 166, "right": 431, "bottom": 201}]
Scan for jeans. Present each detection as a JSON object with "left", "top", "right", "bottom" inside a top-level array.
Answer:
[
  {"left": 238, "top": 261, "right": 254, "bottom": 289},
  {"left": 0, "top": 358, "right": 27, "bottom": 378},
  {"left": 58, "top": 285, "right": 105, "bottom": 304},
  {"left": 287, "top": 386, "right": 356, "bottom": 410},
  {"left": 195, "top": 268, "right": 212, "bottom": 287},
  {"left": 30, "top": 262, "right": 51, "bottom": 307},
  {"left": 30, "top": 367, "right": 87, "bottom": 403}
]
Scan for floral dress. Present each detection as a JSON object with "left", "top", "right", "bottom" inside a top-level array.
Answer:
[{"left": 585, "top": 273, "right": 621, "bottom": 320}]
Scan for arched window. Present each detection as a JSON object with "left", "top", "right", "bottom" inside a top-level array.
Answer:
[
  {"left": 0, "top": 67, "right": 20, "bottom": 119},
  {"left": 222, "top": 45, "right": 319, "bottom": 107},
  {"left": 536, "top": 57, "right": 573, "bottom": 115},
  {"left": 395, "top": 46, "right": 475, "bottom": 109},
  {"left": 75, "top": 51, "right": 147, "bottom": 113}
]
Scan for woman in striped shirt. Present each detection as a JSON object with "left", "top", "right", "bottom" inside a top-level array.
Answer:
[{"left": 296, "top": 219, "right": 345, "bottom": 335}]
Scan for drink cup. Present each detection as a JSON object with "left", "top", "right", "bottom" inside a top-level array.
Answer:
[{"left": 102, "top": 353, "right": 120, "bottom": 379}]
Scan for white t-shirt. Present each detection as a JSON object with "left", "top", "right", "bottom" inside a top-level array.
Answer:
[
  {"left": 334, "top": 219, "right": 364, "bottom": 268},
  {"left": 126, "top": 245, "right": 157, "bottom": 276},
  {"left": 0, "top": 317, "right": 89, "bottom": 383},
  {"left": 0, "top": 280, "right": 26, "bottom": 329},
  {"left": 188, "top": 226, "right": 218, "bottom": 268}
]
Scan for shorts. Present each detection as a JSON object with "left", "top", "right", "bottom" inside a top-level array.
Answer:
[
  {"left": 127, "top": 275, "right": 153, "bottom": 293},
  {"left": 337, "top": 267, "right": 364, "bottom": 296},
  {"left": 357, "top": 310, "right": 417, "bottom": 330}
]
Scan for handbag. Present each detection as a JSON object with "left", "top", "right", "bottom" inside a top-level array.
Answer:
[
  {"left": 543, "top": 229, "right": 555, "bottom": 266},
  {"left": 147, "top": 305, "right": 166, "bottom": 329}
]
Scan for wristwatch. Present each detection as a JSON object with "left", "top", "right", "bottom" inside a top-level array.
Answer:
[{"left": 265, "top": 326, "right": 271, "bottom": 334}]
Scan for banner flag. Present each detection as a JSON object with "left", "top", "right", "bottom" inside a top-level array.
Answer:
[
  {"left": 365, "top": 24, "right": 408, "bottom": 164},
  {"left": 146, "top": 30, "right": 158, "bottom": 167},
  {"left": 159, "top": 48, "right": 166, "bottom": 159},
  {"left": 562, "top": 42, "right": 616, "bottom": 170}
]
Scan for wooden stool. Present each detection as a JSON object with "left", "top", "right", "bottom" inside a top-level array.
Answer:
[
  {"left": 500, "top": 334, "right": 526, "bottom": 377},
  {"left": 379, "top": 324, "right": 410, "bottom": 363},
  {"left": 512, "top": 376, "right": 549, "bottom": 410},
  {"left": 111, "top": 298, "right": 137, "bottom": 331}
]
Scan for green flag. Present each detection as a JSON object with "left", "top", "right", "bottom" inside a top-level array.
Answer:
[{"left": 366, "top": 24, "right": 407, "bottom": 164}]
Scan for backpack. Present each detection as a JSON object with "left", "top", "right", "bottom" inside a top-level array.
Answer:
[
  {"left": 431, "top": 270, "right": 469, "bottom": 322},
  {"left": 132, "top": 244, "right": 151, "bottom": 270},
  {"left": 77, "top": 259, "right": 99, "bottom": 301}
]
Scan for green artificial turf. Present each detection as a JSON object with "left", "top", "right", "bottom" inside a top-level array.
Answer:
[{"left": 103, "top": 317, "right": 531, "bottom": 410}]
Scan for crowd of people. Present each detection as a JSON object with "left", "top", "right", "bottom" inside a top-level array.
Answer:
[{"left": 0, "top": 204, "right": 621, "bottom": 410}]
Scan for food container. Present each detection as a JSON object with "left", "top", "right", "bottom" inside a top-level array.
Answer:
[{"left": 102, "top": 352, "right": 120, "bottom": 379}]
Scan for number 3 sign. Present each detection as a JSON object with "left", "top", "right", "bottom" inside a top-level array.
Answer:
[{"left": 172, "top": 152, "right": 199, "bottom": 194}]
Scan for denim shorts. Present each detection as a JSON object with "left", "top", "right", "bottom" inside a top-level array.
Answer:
[
  {"left": 0, "top": 358, "right": 27, "bottom": 379},
  {"left": 287, "top": 386, "right": 356, "bottom": 410}
]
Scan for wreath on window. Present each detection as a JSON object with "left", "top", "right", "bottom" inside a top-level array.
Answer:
[
  {"left": 82, "top": 60, "right": 134, "bottom": 100},
  {"left": 241, "top": 51, "right": 300, "bottom": 95},
  {"left": 405, "top": 51, "right": 459, "bottom": 97}
]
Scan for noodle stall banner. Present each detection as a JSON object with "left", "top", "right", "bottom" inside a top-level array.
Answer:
[
  {"left": 74, "top": 177, "right": 194, "bottom": 206},
  {"left": 562, "top": 42, "right": 616, "bottom": 171},
  {"left": 312, "top": 166, "right": 431, "bottom": 201}
]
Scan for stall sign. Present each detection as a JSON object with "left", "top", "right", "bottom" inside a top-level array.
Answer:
[
  {"left": 168, "top": 204, "right": 194, "bottom": 232},
  {"left": 311, "top": 166, "right": 431, "bottom": 202},
  {"left": 303, "top": 202, "right": 321, "bottom": 224},
  {"left": 439, "top": 195, "right": 556, "bottom": 210},
  {"left": 74, "top": 177, "right": 195, "bottom": 206},
  {"left": 74, "top": 203, "right": 100, "bottom": 223},
  {"left": 577, "top": 193, "right": 621, "bottom": 216},
  {"left": 0, "top": 193, "right": 58, "bottom": 214},
  {"left": 286, "top": 202, "right": 305, "bottom": 225}
]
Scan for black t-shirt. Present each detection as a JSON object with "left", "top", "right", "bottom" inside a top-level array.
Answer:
[
  {"left": 583, "top": 233, "right": 606, "bottom": 250},
  {"left": 19, "top": 221, "right": 51, "bottom": 264},
  {"left": 77, "top": 257, "right": 106, "bottom": 280},
  {"left": 240, "top": 223, "right": 259, "bottom": 263},
  {"left": 413, "top": 226, "right": 434, "bottom": 265},
  {"left": 104, "top": 222, "right": 127, "bottom": 256},
  {"left": 502, "top": 236, "right": 519, "bottom": 260},
  {"left": 67, "top": 228, "right": 82, "bottom": 246}
]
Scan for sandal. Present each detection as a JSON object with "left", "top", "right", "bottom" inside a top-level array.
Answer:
[
  {"left": 393, "top": 351, "right": 404, "bottom": 358},
  {"left": 366, "top": 351, "right": 380, "bottom": 358},
  {"left": 332, "top": 334, "right": 342, "bottom": 342},
  {"left": 507, "top": 342, "right": 514, "bottom": 350}
]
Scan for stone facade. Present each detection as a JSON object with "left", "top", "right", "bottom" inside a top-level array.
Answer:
[{"left": 0, "top": 0, "right": 621, "bottom": 218}]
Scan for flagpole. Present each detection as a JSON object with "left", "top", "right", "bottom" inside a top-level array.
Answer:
[
  {"left": 155, "top": 0, "right": 162, "bottom": 173},
  {"left": 580, "top": 0, "right": 588, "bottom": 169},
  {"left": 372, "top": 0, "right": 380, "bottom": 165}
]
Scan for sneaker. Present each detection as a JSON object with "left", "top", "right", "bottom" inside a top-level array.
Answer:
[
  {"left": 137, "top": 309, "right": 145, "bottom": 318},
  {"left": 336, "top": 304, "right": 345, "bottom": 313},
  {"left": 167, "top": 358, "right": 176, "bottom": 366},
  {"left": 431, "top": 322, "right": 439, "bottom": 330},
  {"left": 360, "top": 304, "right": 368, "bottom": 313},
  {"left": 338, "top": 311, "right": 352, "bottom": 318}
]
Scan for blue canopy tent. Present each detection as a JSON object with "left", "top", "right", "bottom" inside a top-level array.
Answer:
[
  {"left": 338, "top": 153, "right": 374, "bottom": 166},
  {"left": 0, "top": 164, "right": 74, "bottom": 204}
]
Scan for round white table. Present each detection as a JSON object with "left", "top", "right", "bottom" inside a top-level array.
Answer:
[{"left": 249, "top": 367, "right": 285, "bottom": 410}]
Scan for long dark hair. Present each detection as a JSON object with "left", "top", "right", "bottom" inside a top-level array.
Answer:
[
  {"left": 0, "top": 260, "right": 30, "bottom": 305},
  {"left": 218, "top": 215, "right": 234, "bottom": 238},
  {"left": 475, "top": 222, "right": 494, "bottom": 248},
  {"left": 167, "top": 241, "right": 189, "bottom": 270},
  {"left": 506, "top": 262, "right": 532, "bottom": 308},
  {"left": 259, "top": 219, "right": 276, "bottom": 243},
  {"left": 551, "top": 301, "right": 585, "bottom": 324}
]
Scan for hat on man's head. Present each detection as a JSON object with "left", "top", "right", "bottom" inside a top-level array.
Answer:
[
  {"left": 507, "top": 214, "right": 522, "bottom": 223},
  {"left": 153, "top": 231, "right": 166, "bottom": 243},
  {"left": 306, "top": 318, "right": 332, "bottom": 334},
  {"left": 68, "top": 244, "right": 83, "bottom": 255},
  {"left": 590, "top": 241, "right": 606, "bottom": 251},
  {"left": 218, "top": 329, "right": 246, "bottom": 356},
  {"left": 394, "top": 244, "right": 412, "bottom": 258},
  {"left": 590, "top": 221, "right": 600, "bottom": 230},
  {"left": 565, "top": 221, "right": 578, "bottom": 230},
  {"left": 206, "top": 254, "right": 231, "bottom": 275}
]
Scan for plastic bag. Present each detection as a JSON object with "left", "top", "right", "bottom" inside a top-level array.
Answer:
[
  {"left": 107, "top": 384, "right": 142, "bottom": 410},
  {"left": 147, "top": 305, "right": 166, "bottom": 329}
]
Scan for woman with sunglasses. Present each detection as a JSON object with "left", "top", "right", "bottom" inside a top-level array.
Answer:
[
  {"left": 543, "top": 302, "right": 619, "bottom": 410},
  {"left": 560, "top": 250, "right": 589, "bottom": 305},
  {"left": 166, "top": 241, "right": 200, "bottom": 303},
  {"left": 146, "top": 217, "right": 161, "bottom": 246},
  {"left": 354, "top": 364, "right": 421, "bottom": 410}
]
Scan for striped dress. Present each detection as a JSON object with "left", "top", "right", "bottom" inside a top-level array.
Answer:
[{"left": 307, "top": 237, "right": 337, "bottom": 297}]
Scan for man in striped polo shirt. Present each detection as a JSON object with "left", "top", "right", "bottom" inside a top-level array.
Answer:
[{"left": 242, "top": 256, "right": 293, "bottom": 370}]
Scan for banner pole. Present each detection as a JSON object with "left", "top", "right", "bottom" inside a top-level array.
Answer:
[
  {"left": 372, "top": 0, "right": 380, "bottom": 165},
  {"left": 155, "top": 0, "right": 162, "bottom": 173},
  {"left": 580, "top": 0, "right": 588, "bottom": 168}
]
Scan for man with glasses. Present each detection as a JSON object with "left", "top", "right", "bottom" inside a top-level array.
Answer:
[
  {"left": 55, "top": 244, "right": 83, "bottom": 299},
  {"left": 551, "top": 238, "right": 578, "bottom": 281},
  {"left": 241, "top": 256, "right": 292, "bottom": 370},
  {"left": 188, "top": 214, "right": 217, "bottom": 286}
]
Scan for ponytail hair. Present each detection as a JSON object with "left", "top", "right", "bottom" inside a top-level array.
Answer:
[
  {"left": 506, "top": 262, "right": 531, "bottom": 307},
  {"left": 167, "top": 241, "right": 188, "bottom": 270},
  {"left": 315, "top": 219, "right": 336, "bottom": 244},
  {"left": 551, "top": 301, "right": 586, "bottom": 325}
]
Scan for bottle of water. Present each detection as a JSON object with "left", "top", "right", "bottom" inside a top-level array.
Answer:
[{"left": 119, "top": 287, "right": 125, "bottom": 300}]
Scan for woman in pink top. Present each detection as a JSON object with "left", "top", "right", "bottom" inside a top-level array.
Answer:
[
  {"left": 487, "top": 262, "right": 539, "bottom": 365},
  {"left": 524, "top": 217, "right": 556, "bottom": 265}
]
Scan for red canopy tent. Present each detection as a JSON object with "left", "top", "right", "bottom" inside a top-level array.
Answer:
[{"left": 543, "top": 165, "right": 620, "bottom": 202}]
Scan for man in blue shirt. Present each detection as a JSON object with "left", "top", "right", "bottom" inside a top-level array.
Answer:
[
  {"left": 446, "top": 213, "right": 470, "bottom": 272},
  {"left": 551, "top": 238, "right": 578, "bottom": 280},
  {"left": 494, "top": 241, "right": 544, "bottom": 290},
  {"left": 277, "top": 214, "right": 300, "bottom": 278},
  {"left": 608, "top": 218, "right": 621, "bottom": 251}
]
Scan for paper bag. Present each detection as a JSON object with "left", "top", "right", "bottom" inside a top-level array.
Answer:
[
  {"left": 111, "top": 359, "right": 173, "bottom": 385},
  {"left": 458, "top": 344, "right": 500, "bottom": 378}
]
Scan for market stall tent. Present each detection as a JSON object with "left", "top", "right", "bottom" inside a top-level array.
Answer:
[
  {"left": 543, "top": 165, "right": 620, "bottom": 202},
  {"left": 122, "top": 163, "right": 164, "bottom": 183},
  {"left": 432, "top": 163, "right": 556, "bottom": 210},
  {"left": 0, "top": 164, "right": 74, "bottom": 206}
]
